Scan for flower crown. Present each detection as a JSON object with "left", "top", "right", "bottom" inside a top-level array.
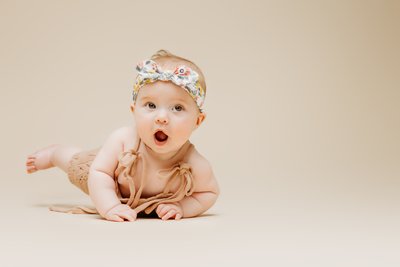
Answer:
[{"left": 133, "top": 59, "right": 205, "bottom": 111}]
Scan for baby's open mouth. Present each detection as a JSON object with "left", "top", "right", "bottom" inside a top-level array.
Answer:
[{"left": 154, "top": 131, "right": 168, "bottom": 143}]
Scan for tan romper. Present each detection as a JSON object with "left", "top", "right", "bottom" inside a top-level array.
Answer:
[{"left": 50, "top": 139, "right": 196, "bottom": 215}]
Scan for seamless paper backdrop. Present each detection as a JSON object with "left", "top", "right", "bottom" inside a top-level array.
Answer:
[{"left": 0, "top": 0, "right": 399, "bottom": 266}]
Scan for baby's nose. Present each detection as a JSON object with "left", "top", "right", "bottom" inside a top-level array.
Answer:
[
  {"left": 156, "top": 117, "right": 168, "bottom": 124},
  {"left": 155, "top": 111, "right": 169, "bottom": 124}
]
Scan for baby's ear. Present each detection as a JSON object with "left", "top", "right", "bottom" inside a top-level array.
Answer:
[
  {"left": 130, "top": 103, "right": 135, "bottom": 113},
  {"left": 196, "top": 112, "right": 206, "bottom": 127}
]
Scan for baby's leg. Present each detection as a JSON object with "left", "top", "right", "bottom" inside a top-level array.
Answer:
[{"left": 26, "top": 144, "right": 82, "bottom": 174}]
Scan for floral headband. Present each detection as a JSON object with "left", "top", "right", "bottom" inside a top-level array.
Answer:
[{"left": 133, "top": 59, "right": 205, "bottom": 111}]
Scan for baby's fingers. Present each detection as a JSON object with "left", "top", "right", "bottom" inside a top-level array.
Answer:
[
  {"left": 162, "top": 209, "right": 177, "bottom": 221},
  {"left": 156, "top": 204, "right": 166, "bottom": 216},
  {"left": 106, "top": 214, "right": 124, "bottom": 222},
  {"left": 118, "top": 210, "right": 137, "bottom": 222},
  {"left": 157, "top": 205, "right": 173, "bottom": 218}
]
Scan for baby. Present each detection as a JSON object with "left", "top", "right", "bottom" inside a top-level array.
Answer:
[{"left": 25, "top": 50, "right": 220, "bottom": 222}]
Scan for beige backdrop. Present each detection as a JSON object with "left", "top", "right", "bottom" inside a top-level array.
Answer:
[{"left": 1, "top": 0, "right": 399, "bottom": 266}]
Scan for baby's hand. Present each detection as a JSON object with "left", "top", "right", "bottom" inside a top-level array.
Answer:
[
  {"left": 156, "top": 203, "right": 183, "bottom": 221},
  {"left": 104, "top": 204, "right": 137, "bottom": 222}
]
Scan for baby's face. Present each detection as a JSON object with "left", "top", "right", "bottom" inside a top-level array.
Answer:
[{"left": 132, "top": 81, "right": 205, "bottom": 155}]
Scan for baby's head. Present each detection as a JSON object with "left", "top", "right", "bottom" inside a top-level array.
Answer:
[
  {"left": 131, "top": 50, "right": 207, "bottom": 155},
  {"left": 148, "top": 50, "right": 207, "bottom": 100}
]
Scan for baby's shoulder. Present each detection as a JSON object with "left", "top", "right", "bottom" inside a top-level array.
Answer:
[
  {"left": 185, "top": 147, "right": 219, "bottom": 193},
  {"left": 110, "top": 125, "right": 138, "bottom": 151},
  {"left": 185, "top": 146, "right": 209, "bottom": 168}
]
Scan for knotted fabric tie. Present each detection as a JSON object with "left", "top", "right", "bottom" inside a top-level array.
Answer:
[
  {"left": 115, "top": 150, "right": 195, "bottom": 215},
  {"left": 131, "top": 162, "right": 195, "bottom": 214}
]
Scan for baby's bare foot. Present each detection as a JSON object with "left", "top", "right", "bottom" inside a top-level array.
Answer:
[{"left": 26, "top": 144, "right": 61, "bottom": 174}]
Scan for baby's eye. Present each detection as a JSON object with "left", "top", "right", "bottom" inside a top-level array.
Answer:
[
  {"left": 173, "top": 105, "right": 184, "bottom": 112},
  {"left": 146, "top": 102, "right": 156, "bottom": 109}
]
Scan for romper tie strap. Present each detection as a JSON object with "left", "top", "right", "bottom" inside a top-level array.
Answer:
[{"left": 131, "top": 162, "right": 195, "bottom": 214}]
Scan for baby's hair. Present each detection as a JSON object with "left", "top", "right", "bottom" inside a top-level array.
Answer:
[{"left": 150, "top": 49, "right": 207, "bottom": 96}]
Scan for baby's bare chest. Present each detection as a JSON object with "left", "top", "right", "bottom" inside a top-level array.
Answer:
[{"left": 116, "top": 162, "right": 181, "bottom": 198}]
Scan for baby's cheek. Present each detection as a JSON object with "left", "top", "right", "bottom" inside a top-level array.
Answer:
[{"left": 175, "top": 127, "right": 192, "bottom": 140}]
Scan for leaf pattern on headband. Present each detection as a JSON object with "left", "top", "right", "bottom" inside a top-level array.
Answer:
[{"left": 133, "top": 59, "right": 205, "bottom": 110}]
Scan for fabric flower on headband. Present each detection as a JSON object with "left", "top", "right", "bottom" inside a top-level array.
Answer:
[{"left": 133, "top": 59, "right": 205, "bottom": 111}]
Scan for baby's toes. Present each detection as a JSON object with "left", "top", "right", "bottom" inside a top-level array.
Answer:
[
  {"left": 26, "top": 165, "right": 37, "bottom": 173},
  {"left": 26, "top": 157, "right": 36, "bottom": 165},
  {"left": 26, "top": 156, "right": 37, "bottom": 169}
]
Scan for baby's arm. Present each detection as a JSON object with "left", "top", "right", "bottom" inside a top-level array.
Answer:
[
  {"left": 178, "top": 159, "right": 219, "bottom": 218},
  {"left": 156, "top": 157, "right": 220, "bottom": 220},
  {"left": 88, "top": 127, "right": 137, "bottom": 222}
]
